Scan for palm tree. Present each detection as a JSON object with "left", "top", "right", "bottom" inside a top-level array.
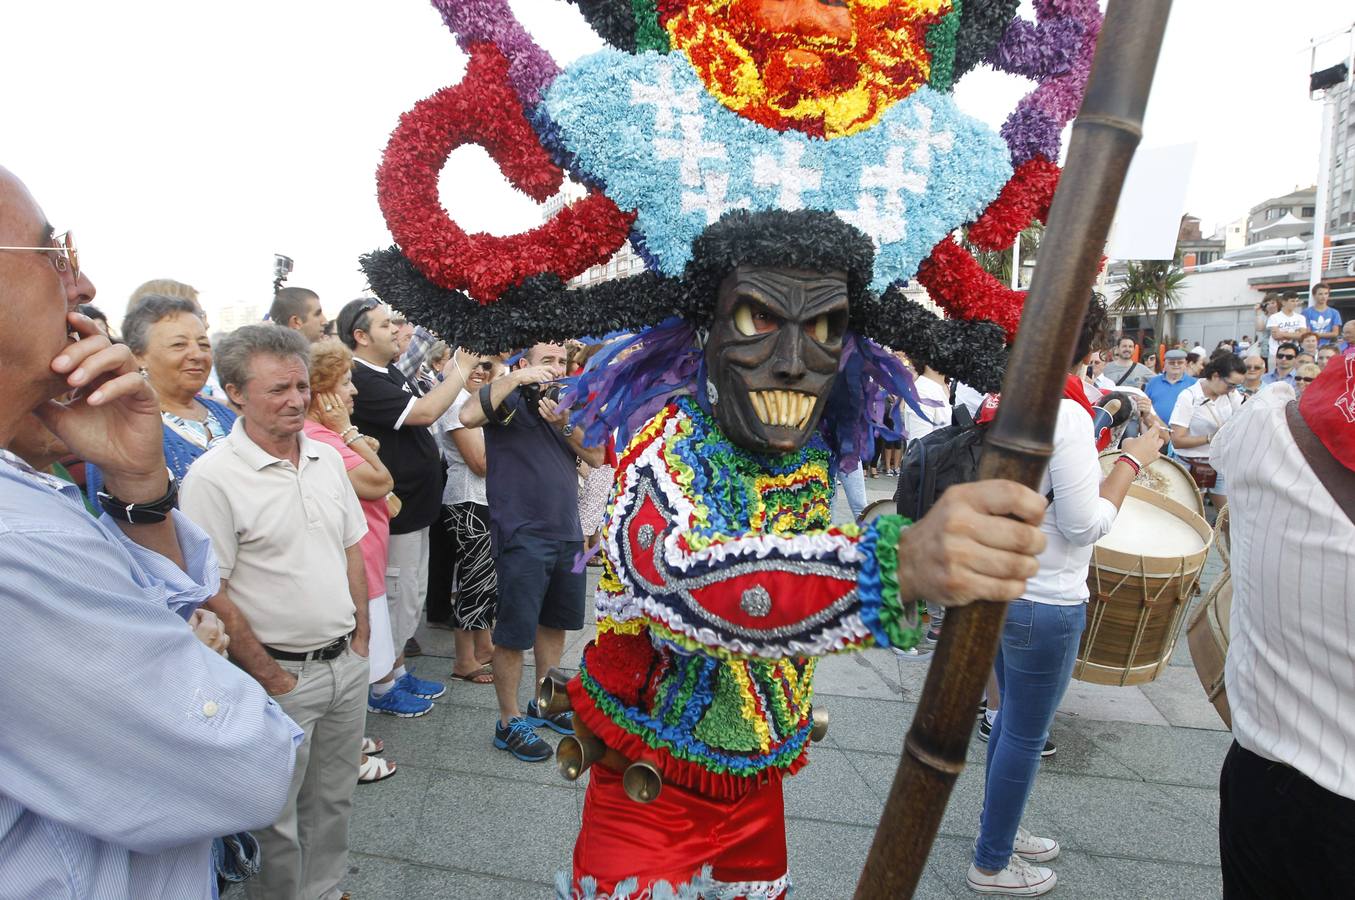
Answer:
[
  {"left": 964, "top": 223, "right": 1044, "bottom": 288},
  {"left": 1112, "top": 259, "right": 1187, "bottom": 347}
]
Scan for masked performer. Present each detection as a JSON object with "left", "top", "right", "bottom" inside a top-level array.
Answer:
[{"left": 362, "top": 2, "right": 1103, "bottom": 896}]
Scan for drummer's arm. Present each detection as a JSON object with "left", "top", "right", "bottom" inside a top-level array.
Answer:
[
  {"left": 1102, "top": 427, "right": 1169, "bottom": 512},
  {"left": 1170, "top": 424, "right": 1210, "bottom": 450},
  {"left": 1047, "top": 405, "right": 1120, "bottom": 546}
]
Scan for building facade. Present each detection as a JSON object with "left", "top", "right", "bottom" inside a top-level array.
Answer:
[{"left": 1323, "top": 80, "right": 1355, "bottom": 239}]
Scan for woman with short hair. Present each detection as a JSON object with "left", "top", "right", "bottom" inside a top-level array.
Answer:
[
  {"left": 1170, "top": 354, "right": 1247, "bottom": 508},
  {"left": 87, "top": 294, "right": 234, "bottom": 500},
  {"left": 1294, "top": 362, "right": 1321, "bottom": 398},
  {"left": 305, "top": 340, "right": 411, "bottom": 783}
]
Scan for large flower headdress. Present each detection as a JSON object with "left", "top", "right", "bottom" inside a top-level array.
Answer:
[{"left": 362, "top": 0, "right": 1102, "bottom": 400}]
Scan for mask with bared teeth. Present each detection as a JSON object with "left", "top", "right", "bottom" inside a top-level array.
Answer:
[{"left": 704, "top": 264, "right": 848, "bottom": 454}]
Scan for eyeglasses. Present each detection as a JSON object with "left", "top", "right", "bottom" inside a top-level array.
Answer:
[
  {"left": 0, "top": 229, "right": 79, "bottom": 282},
  {"left": 1276, "top": 353, "right": 1296, "bottom": 360},
  {"left": 1295, "top": 376, "right": 1315, "bottom": 383}
]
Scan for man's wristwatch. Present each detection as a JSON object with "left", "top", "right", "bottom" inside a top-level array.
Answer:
[
  {"left": 97, "top": 468, "right": 179, "bottom": 524},
  {"left": 562, "top": 423, "right": 576, "bottom": 437}
]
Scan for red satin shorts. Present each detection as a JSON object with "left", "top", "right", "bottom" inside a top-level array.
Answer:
[{"left": 571, "top": 764, "right": 789, "bottom": 898}]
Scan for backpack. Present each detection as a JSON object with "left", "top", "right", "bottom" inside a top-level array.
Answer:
[{"left": 894, "top": 404, "right": 986, "bottom": 521}]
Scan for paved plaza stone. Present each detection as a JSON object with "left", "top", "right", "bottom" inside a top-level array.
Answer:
[{"left": 282, "top": 479, "right": 1233, "bottom": 898}]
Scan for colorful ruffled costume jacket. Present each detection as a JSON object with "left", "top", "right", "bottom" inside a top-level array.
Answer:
[{"left": 566, "top": 396, "right": 921, "bottom": 800}]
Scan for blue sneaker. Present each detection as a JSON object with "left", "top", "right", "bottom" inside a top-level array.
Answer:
[
  {"left": 395, "top": 670, "right": 446, "bottom": 700},
  {"left": 494, "top": 716, "right": 552, "bottom": 762},
  {"left": 368, "top": 686, "right": 433, "bottom": 718},
  {"left": 525, "top": 699, "right": 575, "bottom": 735}
]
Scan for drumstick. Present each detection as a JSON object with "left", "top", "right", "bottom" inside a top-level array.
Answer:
[{"left": 853, "top": 3, "right": 1175, "bottom": 896}]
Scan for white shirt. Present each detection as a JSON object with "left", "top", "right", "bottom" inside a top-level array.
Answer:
[
  {"left": 953, "top": 381, "right": 985, "bottom": 417},
  {"left": 437, "top": 390, "right": 488, "bottom": 506},
  {"left": 1023, "top": 400, "right": 1119, "bottom": 605},
  {"left": 1169, "top": 382, "right": 1240, "bottom": 460},
  {"left": 903, "top": 376, "right": 951, "bottom": 443},
  {"left": 1214, "top": 387, "right": 1355, "bottom": 800},
  {"left": 1266, "top": 310, "right": 1306, "bottom": 360},
  {"left": 180, "top": 420, "right": 367, "bottom": 652}
]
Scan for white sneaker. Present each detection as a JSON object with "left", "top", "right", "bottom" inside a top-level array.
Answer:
[
  {"left": 967, "top": 855, "right": 1057, "bottom": 896},
  {"left": 1013, "top": 825, "right": 1060, "bottom": 863}
]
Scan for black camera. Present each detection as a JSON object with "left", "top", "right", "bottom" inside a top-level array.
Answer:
[{"left": 521, "top": 382, "right": 561, "bottom": 408}]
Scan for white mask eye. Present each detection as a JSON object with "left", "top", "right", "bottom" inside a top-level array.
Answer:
[
  {"left": 735, "top": 303, "right": 756, "bottom": 337},
  {"left": 809, "top": 314, "right": 829, "bottom": 343}
]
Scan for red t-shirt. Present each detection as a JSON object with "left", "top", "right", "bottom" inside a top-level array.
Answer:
[{"left": 304, "top": 420, "right": 390, "bottom": 600}]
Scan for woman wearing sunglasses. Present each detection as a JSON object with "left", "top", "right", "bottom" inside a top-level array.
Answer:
[
  {"left": 1238, "top": 355, "right": 1267, "bottom": 400},
  {"left": 1294, "top": 363, "right": 1321, "bottom": 398},
  {"left": 1169, "top": 354, "right": 1247, "bottom": 508}
]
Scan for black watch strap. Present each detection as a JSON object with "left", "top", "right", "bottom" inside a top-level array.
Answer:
[
  {"left": 479, "top": 383, "right": 510, "bottom": 425},
  {"left": 98, "top": 469, "right": 179, "bottom": 524}
]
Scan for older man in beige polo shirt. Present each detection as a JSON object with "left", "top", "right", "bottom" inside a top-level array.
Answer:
[{"left": 181, "top": 325, "right": 370, "bottom": 900}]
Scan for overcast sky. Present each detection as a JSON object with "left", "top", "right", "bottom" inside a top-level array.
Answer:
[{"left": 1, "top": 1, "right": 1349, "bottom": 324}]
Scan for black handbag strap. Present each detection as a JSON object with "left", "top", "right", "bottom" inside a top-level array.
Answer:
[{"left": 1285, "top": 401, "right": 1355, "bottom": 526}]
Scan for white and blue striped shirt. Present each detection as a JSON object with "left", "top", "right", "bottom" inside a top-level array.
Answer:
[{"left": 0, "top": 451, "right": 302, "bottom": 898}]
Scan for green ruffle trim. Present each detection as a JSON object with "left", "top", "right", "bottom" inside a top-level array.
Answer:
[
  {"left": 873, "top": 515, "right": 924, "bottom": 651},
  {"left": 580, "top": 665, "right": 807, "bottom": 777}
]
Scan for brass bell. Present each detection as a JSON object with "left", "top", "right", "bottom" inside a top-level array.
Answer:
[
  {"left": 809, "top": 706, "right": 829, "bottom": 742},
  {"left": 536, "top": 667, "right": 573, "bottom": 717},
  {"left": 557, "top": 728, "right": 607, "bottom": 781},
  {"left": 623, "top": 760, "right": 663, "bottom": 803}
]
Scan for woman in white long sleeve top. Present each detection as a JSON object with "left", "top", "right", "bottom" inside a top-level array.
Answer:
[{"left": 968, "top": 300, "right": 1167, "bottom": 897}]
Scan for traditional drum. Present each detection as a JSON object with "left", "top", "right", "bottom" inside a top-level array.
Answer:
[
  {"left": 1098, "top": 449, "right": 1203, "bottom": 517},
  {"left": 858, "top": 498, "right": 896, "bottom": 527},
  {"left": 1075, "top": 484, "right": 1213, "bottom": 686},
  {"left": 1187, "top": 505, "right": 1232, "bottom": 728}
]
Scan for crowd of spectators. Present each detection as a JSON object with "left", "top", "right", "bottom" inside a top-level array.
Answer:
[{"left": 0, "top": 164, "right": 614, "bottom": 897}]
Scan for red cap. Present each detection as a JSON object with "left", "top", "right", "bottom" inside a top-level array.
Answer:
[{"left": 1299, "top": 350, "right": 1355, "bottom": 472}]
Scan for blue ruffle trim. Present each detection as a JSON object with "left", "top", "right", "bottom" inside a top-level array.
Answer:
[{"left": 856, "top": 520, "right": 891, "bottom": 649}]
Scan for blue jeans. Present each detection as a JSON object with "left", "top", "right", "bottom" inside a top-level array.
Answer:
[
  {"left": 974, "top": 600, "right": 1086, "bottom": 871},
  {"left": 841, "top": 466, "right": 867, "bottom": 520}
]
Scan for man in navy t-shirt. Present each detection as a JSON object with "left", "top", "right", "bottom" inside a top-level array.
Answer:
[{"left": 460, "top": 342, "right": 605, "bottom": 763}]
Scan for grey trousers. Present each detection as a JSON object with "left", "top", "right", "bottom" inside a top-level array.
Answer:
[
  {"left": 247, "top": 647, "right": 368, "bottom": 900},
  {"left": 385, "top": 527, "right": 430, "bottom": 649}
]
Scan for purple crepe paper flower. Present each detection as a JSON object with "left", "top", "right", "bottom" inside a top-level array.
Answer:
[
  {"left": 988, "top": 0, "right": 1102, "bottom": 166},
  {"left": 431, "top": 0, "right": 560, "bottom": 106}
]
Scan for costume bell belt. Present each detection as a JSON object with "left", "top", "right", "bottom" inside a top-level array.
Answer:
[{"left": 537, "top": 668, "right": 830, "bottom": 803}]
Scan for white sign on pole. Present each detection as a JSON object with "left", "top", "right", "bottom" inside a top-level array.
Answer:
[{"left": 1105, "top": 143, "right": 1197, "bottom": 262}]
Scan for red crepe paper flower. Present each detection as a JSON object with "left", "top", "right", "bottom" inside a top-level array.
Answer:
[
  {"left": 377, "top": 41, "right": 635, "bottom": 303},
  {"left": 966, "top": 155, "right": 1061, "bottom": 252},
  {"left": 916, "top": 236, "right": 1025, "bottom": 341}
]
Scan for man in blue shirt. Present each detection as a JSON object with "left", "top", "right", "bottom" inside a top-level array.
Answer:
[
  {"left": 0, "top": 166, "right": 300, "bottom": 899},
  {"left": 1144, "top": 348, "right": 1197, "bottom": 424},
  {"left": 1304, "top": 282, "right": 1342, "bottom": 346},
  {"left": 1262, "top": 342, "right": 1300, "bottom": 387}
]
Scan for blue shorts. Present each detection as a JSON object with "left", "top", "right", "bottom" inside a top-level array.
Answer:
[{"left": 491, "top": 532, "right": 586, "bottom": 650}]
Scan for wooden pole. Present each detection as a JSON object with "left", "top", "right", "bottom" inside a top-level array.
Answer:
[{"left": 853, "top": 2, "right": 1174, "bottom": 896}]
